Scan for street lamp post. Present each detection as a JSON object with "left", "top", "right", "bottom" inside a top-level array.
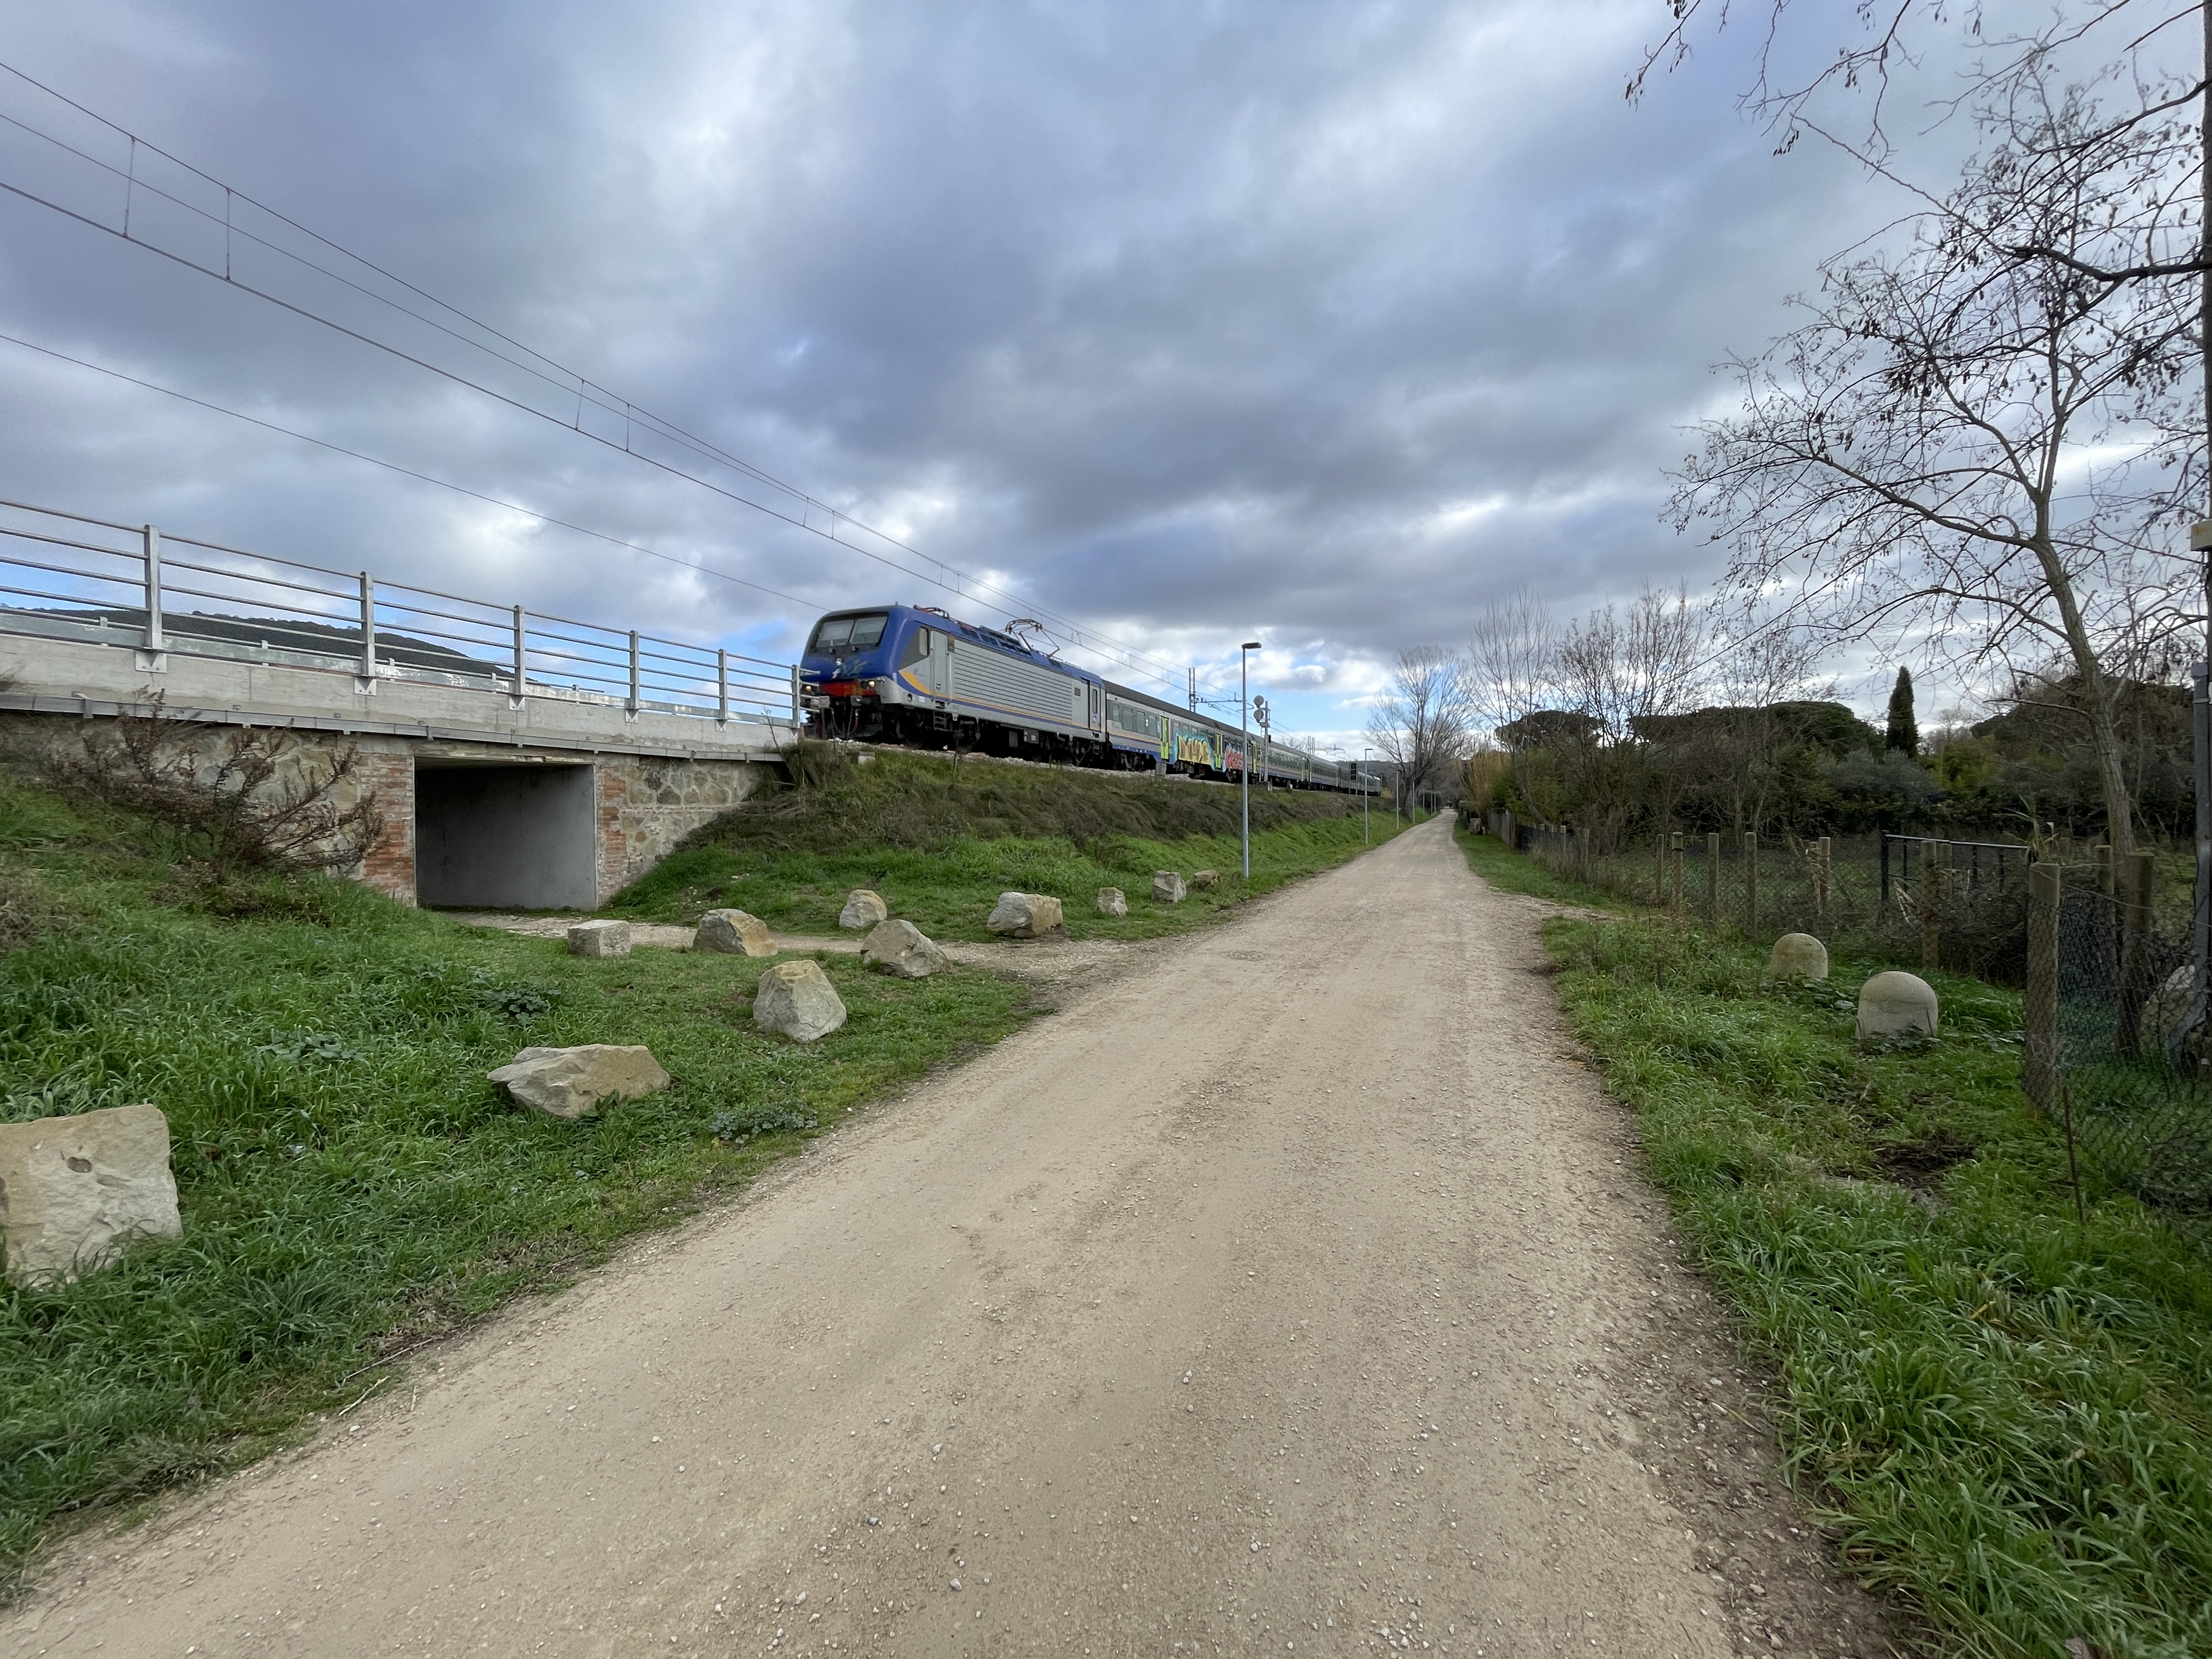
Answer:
[{"left": 1239, "top": 641, "right": 1260, "bottom": 880}]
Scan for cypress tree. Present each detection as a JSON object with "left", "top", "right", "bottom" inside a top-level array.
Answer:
[{"left": 1885, "top": 666, "right": 1918, "bottom": 756}]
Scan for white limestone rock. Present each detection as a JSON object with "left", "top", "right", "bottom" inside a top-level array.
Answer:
[
  {"left": 862, "top": 918, "right": 949, "bottom": 979},
  {"left": 1152, "top": 871, "right": 1188, "bottom": 904},
  {"left": 1191, "top": 870, "right": 1220, "bottom": 891},
  {"left": 987, "top": 891, "right": 1065, "bottom": 939},
  {"left": 753, "top": 960, "right": 849, "bottom": 1042},
  {"left": 1857, "top": 970, "right": 1939, "bottom": 1040},
  {"left": 567, "top": 918, "right": 631, "bottom": 958},
  {"left": 1096, "top": 886, "right": 1128, "bottom": 917},
  {"left": 695, "top": 908, "right": 776, "bottom": 957},
  {"left": 838, "top": 889, "right": 890, "bottom": 930},
  {"left": 489, "top": 1045, "right": 671, "bottom": 1121},
  {"left": 0, "top": 1103, "right": 182, "bottom": 1286},
  {"left": 1769, "top": 933, "right": 1830, "bottom": 981}
]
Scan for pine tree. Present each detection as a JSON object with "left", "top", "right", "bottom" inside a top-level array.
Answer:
[{"left": 1885, "top": 667, "right": 1918, "bottom": 757}]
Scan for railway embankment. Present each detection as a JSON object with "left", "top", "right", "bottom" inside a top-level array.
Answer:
[
  {"left": 1458, "top": 825, "right": 2212, "bottom": 1657},
  {"left": 608, "top": 739, "right": 1403, "bottom": 941}
]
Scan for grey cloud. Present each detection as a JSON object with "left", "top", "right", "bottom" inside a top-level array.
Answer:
[{"left": 0, "top": 0, "right": 1928, "bottom": 724}]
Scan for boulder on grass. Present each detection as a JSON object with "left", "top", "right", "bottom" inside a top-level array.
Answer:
[
  {"left": 987, "top": 891, "right": 1064, "bottom": 939},
  {"left": 1191, "top": 870, "right": 1220, "bottom": 890},
  {"left": 1857, "top": 970, "right": 1939, "bottom": 1040},
  {"left": 862, "top": 918, "right": 949, "bottom": 979},
  {"left": 567, "top": 918, "right": 631, "bottom": 958},
  {"left": 695, "top": 908, "right": 775, "bottom": 957},
  {"left": 838, "top": 889, "right": 889, "bottom": 930},
  {"left": 1769, "top": 933, "right": 1830, "bottom": 981},
  {"left": 1152, "top": 871, "right": 1188, "bottom": 904},
  {"left": 753, "top": 960, "right": 848, "bottom": 1041},
  {"left": 489, "top": 1045, "right": 670, "bottom": 1121},
  {"left": 1096, "top": 886, "right": 1128, "bottom": 917},
  {"left": 0, "top": 1103, "right": 182, "bottom": 1286}
]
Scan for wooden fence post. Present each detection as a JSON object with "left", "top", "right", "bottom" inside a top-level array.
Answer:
[
  {"left": 2117, "top": 849, "right": 2155, "bottom": 1060},
  {"left": 1921, "top": 839, "right": 1947, "bottom": 970},
  {"left": 1705, "top": 832, "right": 1722, "bottom": 929},
  {"left": 2024, "top": 861, "right": 2061, "bottom": 1116},
  {"left": 1743, "top": 832, "right": 1758, "bottom": 936},
  {"left": 1670, "top": 832, "right": 1684, "bottom": 918},
  {"left": 1816, "top": 835, "right": 1832, "bottom": 923}
]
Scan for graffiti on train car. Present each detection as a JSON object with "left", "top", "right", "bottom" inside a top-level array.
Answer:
[{"left": 1172, "top": 725, "right": 1220, "bottom": 768}]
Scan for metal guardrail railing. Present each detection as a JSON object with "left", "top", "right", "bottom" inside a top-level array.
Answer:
[{"left": 0, "top": 498, "right": 798, "bottom": 727}]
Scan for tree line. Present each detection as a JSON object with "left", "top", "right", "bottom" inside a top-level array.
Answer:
[{"left": 1370, "top": 2, "right": 2208, "bottom": 855}]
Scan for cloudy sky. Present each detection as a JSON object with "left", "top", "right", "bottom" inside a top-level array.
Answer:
[{"left": 0, "top": 0, "right": 1941, "bottom": 747}]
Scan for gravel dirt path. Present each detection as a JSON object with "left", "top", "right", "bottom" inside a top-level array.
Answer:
[{"left": 5, "top": 819, "right": 1896, "bottom": 1658}]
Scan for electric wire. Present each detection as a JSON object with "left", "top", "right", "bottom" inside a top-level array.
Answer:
[
  {"left": 0, "top": 328, "right": 822, "bottom": 614},
  {"left": 0, "top": 59, "right": 1227, "bottom": 701}
]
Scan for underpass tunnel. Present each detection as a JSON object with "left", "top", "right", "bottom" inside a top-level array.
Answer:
[{"left": 414, "top": 760, "right": 597, "bottom": 910}]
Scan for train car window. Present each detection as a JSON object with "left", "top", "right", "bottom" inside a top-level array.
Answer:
[{"left": 900, "top": 627, "right": 930, "bottom": 668}]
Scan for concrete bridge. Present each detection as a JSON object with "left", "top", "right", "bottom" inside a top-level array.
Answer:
[{"left": 0, "top": 499, "right": 798, "bottom": 910}]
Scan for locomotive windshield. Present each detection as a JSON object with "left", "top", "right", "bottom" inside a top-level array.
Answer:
[{"left": 809, "top": 612, "right": 889, "bottom": 654}]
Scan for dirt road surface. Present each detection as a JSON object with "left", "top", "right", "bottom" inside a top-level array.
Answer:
[{"left": 5, "top": 819, "right": 1894, "bottom": 1658}]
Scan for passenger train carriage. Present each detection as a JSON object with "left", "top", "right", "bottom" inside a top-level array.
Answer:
[{"left": 798, "top": 602, "right": 1367, "bottom": 792}]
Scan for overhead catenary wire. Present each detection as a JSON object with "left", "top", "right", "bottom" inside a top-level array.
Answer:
[{"left": 0, "top": 59, "right": 1233, "bottom": 702}]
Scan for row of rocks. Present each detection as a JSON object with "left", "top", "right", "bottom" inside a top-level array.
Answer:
[{"left": 1769, "top": 932, "right": 1940, "bottom": 1040}]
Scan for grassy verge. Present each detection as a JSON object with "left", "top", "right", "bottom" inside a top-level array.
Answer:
[
  {"left": 0, "top": 771, "right": 1035, "bottom": 1592},
  {"left": 1544, "top": 915, "right": 2212, "bottom": 1658},
  {"left": 1454, "top": 823, "right": 1634, "bottom": 910},
  {"left": 612, "top": 745, "right": 1403, "bottom": 940}
]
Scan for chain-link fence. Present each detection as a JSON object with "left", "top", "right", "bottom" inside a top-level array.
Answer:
[
  {"left": 1511, "top": 821, "right": 2039, "bottom": 983},
  {"left": 2028, "top": 868, "right": 2212, "bottom": 1235}
]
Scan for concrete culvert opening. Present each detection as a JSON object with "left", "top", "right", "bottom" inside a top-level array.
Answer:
[{"left": 415, "top": 762, "right": 597, "bottom": 910}]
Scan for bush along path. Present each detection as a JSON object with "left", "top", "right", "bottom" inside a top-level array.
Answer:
[
  {"left": 1464, "top": 820, "right": 2212, "bottom": 1658},
  {"left": 0, "top": 770, "right": 1037, "bottom": 1594}
]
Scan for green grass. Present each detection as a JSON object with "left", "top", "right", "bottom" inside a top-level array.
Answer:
[
  {"left": 611, "top": 745, "right": 1403, "bottom": 940},
  {"left": 0, "top": 771, "right": 1036, "bottom": 1592},
  {"left": 1544, "top": 915, "right": 2212, "bottom": 1658},
  {"left": 1454, "top": 823, "right": 1634, "bottom": 910}
]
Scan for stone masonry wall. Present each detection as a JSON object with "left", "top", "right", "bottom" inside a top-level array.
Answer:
[
  {"left": 593, "top": 754, "right": 765, "bottom": 902},
  {"left": 1, "top": 712, "right": 768, "bottom": 909}
]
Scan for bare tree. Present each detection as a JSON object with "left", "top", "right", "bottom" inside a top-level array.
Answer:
[
  {"left": 1672, "top": 73, "right": 2200, "bottom": 855},
  {"left": 1549, "top": 587, "right": 1714, "bottom": 848},
  {"left": 1467, "top": 589, "right": 1559, "bottom": 815},
  {"left": 1365, "top": 646, "right": 1476, "bottom": 811}
]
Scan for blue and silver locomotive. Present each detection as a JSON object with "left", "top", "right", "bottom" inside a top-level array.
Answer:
[{"left": 797, "top": 602, "right": 1364, "bottom": 790}]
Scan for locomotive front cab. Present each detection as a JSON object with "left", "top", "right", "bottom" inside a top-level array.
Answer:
[{"left": 799, "top": 609, "right": 898, "bottom": 736}]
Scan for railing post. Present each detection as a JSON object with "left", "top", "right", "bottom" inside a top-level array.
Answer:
[
  {"left": 627, "top": 629, "right": 640, "bottom": 714},
  {"left": 790, "top": 663, "right": 801, "bottom": 725},
  {"left": 2025, "top": 861, "right": 2062, "bottom": 1116},
  {"left": 142, "top": 524, "right": 164, "bottom": 652},
  {"left": 717, "top": 648, "right": 729, "bottom": 725},
  {"left": 1744, "top": 831, "right": 1758, "bottom": 936},
  {"left": 358, "top": 571, "right": 376, "bottom": 680},
  {"left": 511, "top": 605, "right": 527, "bottom": 699},
  {"left": 1705, "top": 831, "right": 1720, "bottom": 929}
]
